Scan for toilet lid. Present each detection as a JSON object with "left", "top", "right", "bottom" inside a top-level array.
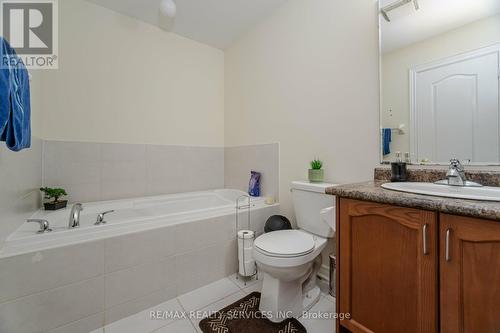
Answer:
[{"left": 254, "top": 230, "right": 315, "bottom": 257}]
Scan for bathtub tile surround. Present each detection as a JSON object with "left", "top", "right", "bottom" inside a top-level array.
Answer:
[
  {"left": 0, "top": 276, "right": 105, "bottom": 333},
  {"left": 43, "top": 141, "right": 225, "bottom": 203},
  {"left": 42, "top": 140, "right": 280, "bottom": 203},
  {"left": 0, "top": 138, "right": 42, "bottom": 248},
  {"left": 105, "top": 256, "right": 177, "bottom": 308},
  {"left": 0, "top": 192, "right": 279, "bottom": 333},
  {"left": 104, "top": 226, "right": 177, "bottom": 273},
  {"left": 225, "top": 143, "right": 280, "bottom": 200},
  {"left": 0, "top": 240, "right": 104, "bottom": 304},
  {"left": 104, "top": 287, "right": 178, "bottom": 327},
  {"left": 146, "top": 145, "right": 224, "bottom": 197},
  {"left": 175, "top": 241, "right": 238, "bottom": 295},
  {"left": 43, "top": 141, "right": 102, "bottom": 203},
  {"left": 101, "top": 143, "right": 148, "bottom": 200}
]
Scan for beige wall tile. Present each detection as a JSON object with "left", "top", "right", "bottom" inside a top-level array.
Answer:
[
  {"left": 104, "top": 227, "right": 176, "bottom": 273},
  {"left": 105, "top": 257, "right": 176, "bottom": 308},
  {"left": 224, "top": 143, "right": 279, "bottom": 200},
  {"left": 0, "top": 241, "right": 104, "bottom": 303},
  {"left": 0, "top": 277, "right": 104, "bottom": 333}
]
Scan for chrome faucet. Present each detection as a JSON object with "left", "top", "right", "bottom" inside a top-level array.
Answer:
[
  {"left": 27, "top": 219, "right": 52, "bottom": 233},
  {"left": 68, "top": 203, "right": 83, "bottom": 228},
  {"left": 95, "top": 210, "right": 114, "bottom": 225},
  {"left": 446, "top": 158, "right": 466, "bottom": 186},
  {"left": 435, "top": 159, "right": 482, "bottom": 187}
]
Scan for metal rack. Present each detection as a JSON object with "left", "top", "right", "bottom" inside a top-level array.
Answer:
[{"left": 235, "top": 195, "right": 258, "bottom": 285}]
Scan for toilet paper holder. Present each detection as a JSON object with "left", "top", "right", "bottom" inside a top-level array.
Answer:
[{"left": 236, "top": 195, "right": 258, "bottom": 284}]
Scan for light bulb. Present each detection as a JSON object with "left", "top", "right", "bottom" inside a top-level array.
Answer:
[{"left": 160, "top": 0, "right": 176, "bottom": 18}]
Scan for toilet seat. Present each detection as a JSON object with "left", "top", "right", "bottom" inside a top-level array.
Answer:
[{"left": 254, "top": 230, "right": 315, "bottom": 258}]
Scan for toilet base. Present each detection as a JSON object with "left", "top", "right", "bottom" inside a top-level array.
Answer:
[{"left": 259, "top": 270, "right": 322, "bottom": 323}]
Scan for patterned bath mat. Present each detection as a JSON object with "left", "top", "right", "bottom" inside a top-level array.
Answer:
[{"left": 199, "top": 292, "right": 307, "bottom": 333}]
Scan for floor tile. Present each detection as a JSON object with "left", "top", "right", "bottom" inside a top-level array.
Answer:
[
  {"left": 190, "top": 291, "right": 246, "bottom": 333},
  {"left": 152, "top": 319, "right": 197, "bottom": 333},
  {"left": 324, "top": 294, "right": 335, "bottom": 305},
  {"left": 95, "top": 277, "right": 336, "bottom": 333},
  {"left": 103, "top": 298, "right": 183, "bottom": 333},
  {"left": 178, "top": 278, "right": 240, "bottom": 312},
  {"left": 228, "top": 273, "right": 260, "bottom": 290},
  {"left": 299, "top": 296, "right": 336, "bottom": 333},
  {"left": 242, "top": 279, "right": 263, "bottom": 294}
]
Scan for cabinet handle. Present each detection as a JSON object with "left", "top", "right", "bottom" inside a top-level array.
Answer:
[
  {"left": 445, "top": 228, "right": 452, "bottom": 262},
  {"left": 423, "top": 224, "right": 429, "bottom": 255}
]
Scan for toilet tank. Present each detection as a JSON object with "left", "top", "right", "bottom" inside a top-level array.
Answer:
[{"left": 291, "top": 181, "right": 337, "bottom": 238}]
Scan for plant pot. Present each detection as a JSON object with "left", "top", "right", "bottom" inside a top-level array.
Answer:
[
  {"left": 44, "top": 200, "right": 68, "bottom": 211},
  {"left": 308, "top": 169, "right": 324, "bottom": 183}
]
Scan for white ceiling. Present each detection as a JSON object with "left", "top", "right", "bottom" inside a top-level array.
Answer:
[
  {"left": 86, "top": 0, "right": 288, "bottom": 50},
  {"left": 381, "top": 0, "right": 500, "bottom": 53}
]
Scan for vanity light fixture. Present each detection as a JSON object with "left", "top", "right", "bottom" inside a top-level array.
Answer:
[{"left": 381, "top": 0, "right": 419, "bottom": 22}]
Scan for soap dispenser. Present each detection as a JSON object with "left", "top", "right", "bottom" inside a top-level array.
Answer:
[{"left": 391, "top": 152, "right": 408, "bottom": 182}]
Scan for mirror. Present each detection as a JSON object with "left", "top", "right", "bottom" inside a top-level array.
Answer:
[{"left": 379, "top": 0, "right": 500, "bottom": 165}]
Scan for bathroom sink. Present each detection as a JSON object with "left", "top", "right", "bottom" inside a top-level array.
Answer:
[{"left": 381, "top": 182, "right": 500, "bottom": 202}]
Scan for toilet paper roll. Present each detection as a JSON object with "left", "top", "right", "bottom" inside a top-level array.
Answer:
[{"left": 238, "top": 230, "right": 256, "bottom": 277}]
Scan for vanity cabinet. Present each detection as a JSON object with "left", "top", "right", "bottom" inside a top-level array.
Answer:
[
  {"left": 440, "top": 214, "right": 500, "bottom": 333},
  {"left": 337, "top": 198, "right": 500, "bottom": 333},
  {"left": 338, "top": 199, "right": 438, "bottom": 333}
]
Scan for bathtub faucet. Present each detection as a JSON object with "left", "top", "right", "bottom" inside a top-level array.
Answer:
[
  {"left": 69, "top": 203, "right": 83, "bottom": 229},
  {"left": 95, "top": 210, "right": 114, "bottom": 225}
]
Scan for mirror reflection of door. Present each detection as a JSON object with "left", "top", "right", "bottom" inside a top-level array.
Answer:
[
  {"left": 379, "top": 0, "right": 500, "bottom": 164},
  {"left": 411, "top": 46, "right": 500, "bottom": 164}
]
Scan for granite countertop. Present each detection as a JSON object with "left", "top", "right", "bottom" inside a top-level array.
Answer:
[{"left": 326, "top": 181, "right": 500, "bottom": 221}]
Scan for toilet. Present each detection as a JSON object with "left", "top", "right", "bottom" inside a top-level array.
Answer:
[{"left": 253, "top": 181, "right": 336, "bottom": 322}]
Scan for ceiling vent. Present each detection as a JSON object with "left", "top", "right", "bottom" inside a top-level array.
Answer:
[{"left": 381, "top": 0, "right": 420, "bottom": 22}]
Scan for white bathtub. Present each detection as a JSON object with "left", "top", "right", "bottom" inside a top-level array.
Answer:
[{"left": 1, "top": 189, "right": 278, "bottom": 258}]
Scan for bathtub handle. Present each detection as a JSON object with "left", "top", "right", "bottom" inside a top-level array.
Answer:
[
  {"left": 27, "top": 219, "right": 53, "bottom": 233},
  {"left": 95, "top": 210, "right": 115, "bottom": 225}
]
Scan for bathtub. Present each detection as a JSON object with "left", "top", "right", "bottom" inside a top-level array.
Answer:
[
  {"left": 1, "top": 189, "right": 279, "bottom": 258},
  {"left": 0, "top": 190, "right": 279, "bottom": 331}
]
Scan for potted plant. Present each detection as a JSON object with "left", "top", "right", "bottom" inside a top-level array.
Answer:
[
  {"left": 308, "top": 159, "right": 324, "bottom": 183},
  {"left": 40, "top": 187, "right": 68, "bottom": 210}
]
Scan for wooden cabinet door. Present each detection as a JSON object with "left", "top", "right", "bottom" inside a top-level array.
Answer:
[
  {"left": 338, "top": 199, "right": 438, "bottom": 333},
  {"left": 440, "top": 214, "right": 500, "bottom": 333}
]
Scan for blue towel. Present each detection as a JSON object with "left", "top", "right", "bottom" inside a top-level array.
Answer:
[
  {"left": 0, "top": 37, "right": 31, "bottom": 152},
  {"left": 382, "top": 128, "right": 392, "bottom": 155}
]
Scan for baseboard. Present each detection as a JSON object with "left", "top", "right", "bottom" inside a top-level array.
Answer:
[{"left": 318, "top": 264, "right": 330, "bottom": 281}]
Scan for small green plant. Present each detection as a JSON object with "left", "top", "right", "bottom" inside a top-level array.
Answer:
[
  {"left": 310, "top": 159, "right": 323, "bottom": 170},
  {"left": 40, "top": 187, "right": 67, "bottom": 203}
]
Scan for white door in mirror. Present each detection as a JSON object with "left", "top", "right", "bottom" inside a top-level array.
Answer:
[
  {"left": 382, "top": 182, "right": 500, "bottom": 202},
  {"left": 412, "top": 46, "right": 500, "bottom": 164}
]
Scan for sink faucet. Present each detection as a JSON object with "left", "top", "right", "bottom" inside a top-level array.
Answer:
[
  {"left": 446, "top": 159, "right": 466, "bottom": 186},
  {"left": 435, "top": 159, "right": 482, "bottom": 187},
  {"left": 69, "top": 203, "right": 83, "bottom": 228}
]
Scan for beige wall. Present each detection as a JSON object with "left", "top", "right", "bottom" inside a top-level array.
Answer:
[
  {"left": 37, "top": 0, "right": 225, "bottom": 146},
  {"left": 225, "top": 0, "right": 381, "bottom": 220},
  {"left": 382, "top": 14, "right": 500, "bottom": 161}
]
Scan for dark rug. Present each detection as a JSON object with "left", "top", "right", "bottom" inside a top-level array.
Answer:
[{"left": 199, "top": 292, "right": 307, "bottom": 333}]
